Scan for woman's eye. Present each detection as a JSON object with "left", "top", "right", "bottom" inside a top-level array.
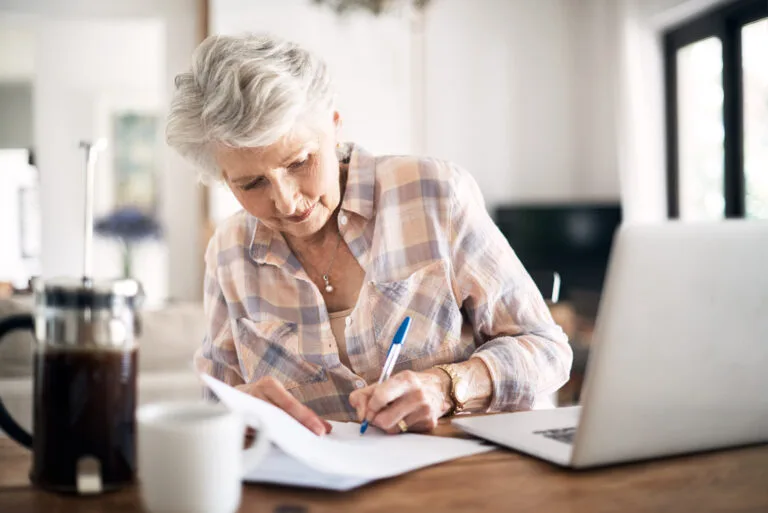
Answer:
[
  {"left": 241, "top": 178, "right": 267, "bottom": 191},
  {"left": 288, "top": 157, "right": 309, "bottom": 170}
]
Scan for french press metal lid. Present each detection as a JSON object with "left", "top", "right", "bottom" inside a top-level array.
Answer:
[{"left": 34, "top": 277, "right": 142, "bottom": 350}]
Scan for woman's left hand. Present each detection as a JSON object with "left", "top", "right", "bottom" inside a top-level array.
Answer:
[{"left": 348, "top": 369, "right": 452, "bottom": 433}]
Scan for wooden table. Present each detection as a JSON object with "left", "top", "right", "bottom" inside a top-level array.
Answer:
[{"left": 2, "top": 421, "right": 767, "bottom": 513}]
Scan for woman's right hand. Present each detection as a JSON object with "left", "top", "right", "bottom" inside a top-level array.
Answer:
[{"left": 236, "top": 376, "right": 332, "bottom": 436}]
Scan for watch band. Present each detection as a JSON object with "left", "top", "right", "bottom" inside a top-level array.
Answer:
[{"left": 435, "top": 364, "right": 466, "bottom": 415}]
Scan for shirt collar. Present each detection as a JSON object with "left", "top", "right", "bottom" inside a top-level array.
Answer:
[
  {"left": 340, "top": 143, "right": 376, "bottom": 221},
  {"left": 248, "top": 142, "right": 376, "bottom": 267},
  {"left": 249, "top": 216, "right": 295, "bottom": 269}
]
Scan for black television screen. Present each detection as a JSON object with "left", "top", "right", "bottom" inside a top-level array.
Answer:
[{"left": 494, "top": 203, "right": 622, "bottom": 297}]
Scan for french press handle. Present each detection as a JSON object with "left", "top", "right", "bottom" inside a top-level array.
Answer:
[{"left": 0, "top": 314, "right": 35, "bottom": 448}]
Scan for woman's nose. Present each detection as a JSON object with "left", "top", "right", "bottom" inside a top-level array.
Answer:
[{"left": 271, "top": 179, "right": 298, "bottom": 215}]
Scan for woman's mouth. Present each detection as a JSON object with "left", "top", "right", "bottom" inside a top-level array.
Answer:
[{"left": 287, "top": 203, "right": 316, "bottom": 223}]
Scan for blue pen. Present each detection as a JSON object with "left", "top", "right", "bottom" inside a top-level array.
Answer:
[{"left": 359, "top": 316, "right": 412, "bottom": 435}]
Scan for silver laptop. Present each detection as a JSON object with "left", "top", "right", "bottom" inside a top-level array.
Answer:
[{"left": 454, "top": 221, "right": 768, "bottom": 468}]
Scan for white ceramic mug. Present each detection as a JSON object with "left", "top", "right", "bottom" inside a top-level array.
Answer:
[{"left": 138, "top": 401, "right": 270, "bottom": 513}]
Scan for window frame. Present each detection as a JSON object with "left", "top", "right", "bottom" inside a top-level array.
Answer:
[{"left": 663, "top": 0, "right": 768, "bottom": 219}]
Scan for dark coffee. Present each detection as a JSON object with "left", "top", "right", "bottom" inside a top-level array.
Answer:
[{"left": 31, "top": 347, "right": 137, "bottom": 492}]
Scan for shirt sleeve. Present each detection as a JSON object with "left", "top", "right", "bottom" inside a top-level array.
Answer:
[
  {"left": 194, "top": 233, "right": 245, "bottom": 399},
  {"left": 447, "top": 165, "right": 573, "bottom": 411}
]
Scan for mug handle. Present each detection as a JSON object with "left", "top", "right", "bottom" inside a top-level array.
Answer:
[
  {"left": 0, "top": 314, "right": 35, "bottom": 448},
  {"left": 241, "top": 424, "right": 270, "bottom": 477}
]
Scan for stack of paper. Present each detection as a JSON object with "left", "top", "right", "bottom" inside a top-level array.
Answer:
[{"left": 201, "top": 375, "right": 493, "bottom": 490}]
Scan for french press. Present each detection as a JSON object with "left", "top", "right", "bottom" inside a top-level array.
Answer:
[{"left": 0, "top": 140, "right": 142, "bottom": 494}]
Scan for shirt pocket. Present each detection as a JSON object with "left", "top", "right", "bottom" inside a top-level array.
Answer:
[
  {"left": 233, "top": 318, "right": 327, "bottom": 390},
  {"left": 369, "top": 260, "right": 464, "bottom": 362}
]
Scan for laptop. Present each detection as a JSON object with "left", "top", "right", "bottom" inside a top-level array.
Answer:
[{"left": 453, "top": 221, "right": 768, "bottom": 468}]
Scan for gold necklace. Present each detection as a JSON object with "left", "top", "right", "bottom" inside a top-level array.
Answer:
[{"left": 319, "top": 230, "right": 343, "bottom": 293}]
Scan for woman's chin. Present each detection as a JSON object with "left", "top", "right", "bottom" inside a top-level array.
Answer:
[{"left": 281, "top": 215, "right": 327, "bottom": 239}]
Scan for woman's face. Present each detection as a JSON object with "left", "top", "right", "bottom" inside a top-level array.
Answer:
[{"left": 215, "top": 116, "right": 342, "bottom": 241}]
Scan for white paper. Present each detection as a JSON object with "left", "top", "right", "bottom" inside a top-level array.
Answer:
[
  {"left": 202, "top": 375, "right": 493, "bottom": 486},
  {"left": 244, "top": 422, "right": 385, "bottom": 490},
  {"left": 244, "top": 446, "right": 373, "bottom": 491},
  {"left": 326, "top": 420, "right": 386, "bottom": 439}
]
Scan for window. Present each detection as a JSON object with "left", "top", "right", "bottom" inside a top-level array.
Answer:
[{"left": 664, "top": 0, "right": 768, "bottom": 220}]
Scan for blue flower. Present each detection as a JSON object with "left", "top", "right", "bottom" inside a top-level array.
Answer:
[{"left": 94, "top": 207, "right": 162, "bottom": 243}]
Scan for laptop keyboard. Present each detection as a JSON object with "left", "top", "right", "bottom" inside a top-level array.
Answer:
[{"left": 533, "top": 426, "right": 577, "bottom": 445}]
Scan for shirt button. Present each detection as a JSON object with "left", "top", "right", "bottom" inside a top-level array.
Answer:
[
  {"left": 355, "top": 380, "right": 366, "bottom": 389},
  {"left": 339, "top": 214, "right": 348, "bottom": 226},
  {"left": 345, "top": 317, "right": 352, "bottom": 327}
]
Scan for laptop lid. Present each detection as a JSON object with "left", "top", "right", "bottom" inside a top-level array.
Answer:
[{"left": 571, "top": 221, "right": 768, "bottom": 468}]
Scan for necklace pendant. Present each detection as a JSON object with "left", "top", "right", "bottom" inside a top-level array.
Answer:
[{"left": 322, "top": 274, "right": 333, "bottom": 293}]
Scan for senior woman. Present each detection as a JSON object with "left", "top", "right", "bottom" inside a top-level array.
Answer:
[{"left": 166, "top": 33, "right": 572, "bottom": 436}]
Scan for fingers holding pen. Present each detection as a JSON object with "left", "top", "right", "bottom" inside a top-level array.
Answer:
[{"left": 349, "top": 385, "right": 374, "bottom": 422}]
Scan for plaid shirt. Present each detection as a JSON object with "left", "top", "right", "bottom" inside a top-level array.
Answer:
[{"left": 196, "top": 144, "right": 572, "bottom": 421}]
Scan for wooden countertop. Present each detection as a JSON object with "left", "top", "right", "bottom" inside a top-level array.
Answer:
[{"left": 1, "top": 419, "right": 767, "bottom": 513}]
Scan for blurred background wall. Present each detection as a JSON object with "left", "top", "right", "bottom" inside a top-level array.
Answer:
[
  {"left": 0, "top": 0, "right": 733, "bottom": 304},
  {"left": 0, "top": 0, "right": 202, "bottom": 305},
  {"left": 0, "top": 0, "right": 759, "bottom": 421}
]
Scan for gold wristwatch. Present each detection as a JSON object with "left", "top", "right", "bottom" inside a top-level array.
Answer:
[{"left": 435, "top": 364, "right": 469, "bottom": 415}]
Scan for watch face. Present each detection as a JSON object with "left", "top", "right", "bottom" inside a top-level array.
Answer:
[{"left": 454, "top": 378, "right": 470, "bottom": 405}]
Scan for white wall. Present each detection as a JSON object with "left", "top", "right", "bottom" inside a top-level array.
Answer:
[
  {"left": 0, "top": 0, "right": 203, "bottom": 301},
  {"left": 566, "top": 0, "right": 622, "bottom": 201},
  {"left": 423, "top": 0, "right": 586, "bottom": 208}
]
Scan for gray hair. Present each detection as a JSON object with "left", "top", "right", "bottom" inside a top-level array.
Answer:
[{"left": 166, "top": 33, "right": 335, "bottom": 183}]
